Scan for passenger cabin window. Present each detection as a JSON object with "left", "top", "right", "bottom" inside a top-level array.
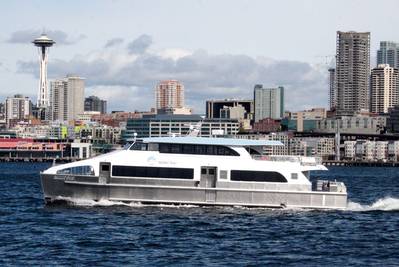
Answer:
[
  {"left": 148, "top": 143, "right": 159, "bottom": 151},
  {"left": 112, "top": 165, "right": 194, "bottom": 179},
  {"left": 159, "top": 143, "right": 239, "bottom": 156},
  {"left": 291, "top": 173, "right": 298, "bottom": 179},
  {"left": 230, "top": 170, "right": 287, "bottom": 183}
]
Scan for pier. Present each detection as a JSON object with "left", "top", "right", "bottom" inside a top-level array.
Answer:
[
  {"left": 0, "top": 157, "right": 78, "bottom": 163},
  {"left": 323, "top": 160, "right": 399, "bottom": 167}
]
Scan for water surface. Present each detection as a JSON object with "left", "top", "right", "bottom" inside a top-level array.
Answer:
[{"left": 0, "top": 163, "right": 398, "bottom": 266}]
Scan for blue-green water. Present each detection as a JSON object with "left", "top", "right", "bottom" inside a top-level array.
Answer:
[{"left": 1, "top": 163, "right": 399, "bottom": 266}]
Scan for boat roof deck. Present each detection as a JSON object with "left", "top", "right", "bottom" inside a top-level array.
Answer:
[{"left": 141, "top": 137, "right": 283, "bottom": 146}]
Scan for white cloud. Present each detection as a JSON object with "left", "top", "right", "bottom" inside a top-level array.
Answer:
[
  {"left": 85, "top": 85, "right": 152, "bottom": 112},
  {"left": 104, "top": 38, "right": 124, "bottom": 48},
  {"left": 17, "top": 34, "right": 329, "bottom": 112},
  {"left": 127, "top": 34, "right": 152, "bottom": 54},
  {"left": 7, "top": 29, "right": 86, "bottom": 45}
]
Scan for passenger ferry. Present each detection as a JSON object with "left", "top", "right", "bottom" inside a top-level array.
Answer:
[{"left": 40, "top": 137, "right": 347, "bottom": 209}]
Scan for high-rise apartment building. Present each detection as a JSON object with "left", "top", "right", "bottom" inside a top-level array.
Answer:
[
  {"left": 84, "top": 95, "right": 107, "bottom": 114},
  {"left": 49, "top": 75, "right": 85, "bottom": 122},
  {"left": 0, "top": 103, "right": 5, "bottom": 121},
  {"left": 377, "top": 41, "right": 399, "bottom": 68},
  {"left": 5, "top": 94, "right": 32, "bottom": 127},
  {"left": 254, "top": 85, "right": 284, "bottom": 122},
  {"left": 336, "top": 31, "right": 370, "bottom": 116},
  {"left": 328, "top": 68, "right": 336, "bottom": 110},
  {"left": 370, "top": 64, "right": 399, "bottom": 113},
  {"left": 155, "top": 80, "right": 184, "bottom": 111}
]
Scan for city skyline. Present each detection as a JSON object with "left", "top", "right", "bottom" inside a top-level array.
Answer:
[{"left": 1, "top": 0, "right": 399, "bottom": 113}]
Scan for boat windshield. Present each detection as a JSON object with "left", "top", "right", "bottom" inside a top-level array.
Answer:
[
  {"left": 129, "top": 142, "right": 148, "bottom": 151},
  {"left": 123, "top": 142, "right": 133, "bottom": 150}
]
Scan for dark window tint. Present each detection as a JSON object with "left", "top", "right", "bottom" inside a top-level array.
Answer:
[
  {"left": 112, "top": 165, "right": 194, "bottom": 179},
  {"left": 101, "top": 164, "right": 110, "bottom": 171},
  {"left": 230, "top": 170, "right": 287, "bottom": 183},
  {"left": 159, "top": 143, "right": 239, "bottom": 156}
]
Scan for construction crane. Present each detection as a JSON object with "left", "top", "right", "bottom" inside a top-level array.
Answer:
[{"left": 315, "top": 55, "right": 336, "bottom": 67}]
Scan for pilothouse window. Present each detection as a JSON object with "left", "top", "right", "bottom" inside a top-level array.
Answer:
[
  {"left": 129, "top": 142, "right": 148, "bottom": 151},
  {"left": 57, "top": 165, "right": 94, "bottom": 176}
]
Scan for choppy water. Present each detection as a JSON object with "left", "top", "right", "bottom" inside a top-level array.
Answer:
[{"left": 1, "top": 163, "right": 399, "bottom": 266}]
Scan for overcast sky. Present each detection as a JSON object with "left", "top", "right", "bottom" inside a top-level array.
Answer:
[{"left": 1, "top": 0, "right": 399, "bottom": 113}]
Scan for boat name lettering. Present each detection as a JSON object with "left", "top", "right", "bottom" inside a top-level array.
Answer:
[
  {"left": 64, "top": 176, "right": 76, "bottom": 181},
  {"left": 157, "top": 161, "right": 176, "bottom": 165}
]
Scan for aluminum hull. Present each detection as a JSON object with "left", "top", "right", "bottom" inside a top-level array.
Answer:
[{"left": 41, "top": 174, "right": 347, "bottom": 210}]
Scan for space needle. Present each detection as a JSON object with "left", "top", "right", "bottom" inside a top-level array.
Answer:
[{"left": 32, "top": 33, "right": 55, "bottom": 117}]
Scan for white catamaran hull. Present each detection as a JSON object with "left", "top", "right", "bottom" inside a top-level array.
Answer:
[{"left": 41, "top": 173, "right": 347, "bottom": 209}]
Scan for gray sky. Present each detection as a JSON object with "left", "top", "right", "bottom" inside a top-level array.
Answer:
[{"left": 1, "top": 0, "right": 398, "bottom": 112}]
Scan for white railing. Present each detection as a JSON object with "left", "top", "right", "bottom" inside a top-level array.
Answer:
[{"left": 252, "top": 155, "right": 322, "bottom": 166}]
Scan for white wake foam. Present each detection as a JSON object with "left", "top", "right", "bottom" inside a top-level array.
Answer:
[
  {"left": 347, "top": 197, "right": 399, "bottom": 211},
  {"left": 55, "top": 196, "right": 132, "bottom": 207},
  {"left": 55, "top": 196, "right": 399, "bottom": 212},
  {"left": 54, "top": 196, "right": 198, "bottom": 208}
]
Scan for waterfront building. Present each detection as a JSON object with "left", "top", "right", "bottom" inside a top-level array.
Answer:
[
  {"left": 377, "top": 41, "right": 399, "bottom": 68},
  {"left": 289, "top": 108, "right": 327, "bottom": 132},
  {"left": 370, "top": 64, "right": 399, "bottom": 113},
  {"left": 206, "top": 99, "right": 253, "bottom": 119},
  {"left": 387, "top": 106, "right": 399, "bottom": 133},
  {"left": 345, "top": 140, "right": 391, "bottom": 162},
  {"left": 344, "top": 141, "right": 356, "bottom": 159},
  {"left": 335, "top": 31, "right": 370, "bottom": 115},
  {"left": 388, "top": 141, "right": 399, "bottom": 161},
  {"left": 0, "top": 103, "right": 5, "bottom": 121},
  {"left": 5, "top": 94, "right": 32, "bottom": 128},
  {"left": 375, "top": 141, "right": 389, "bottom": 161},
  {"left": 124, "top": 114, "right": 239, "bottom": 139},
  {"left": 71, "top": 142, "right": 92, "bottom": 159},
  {"left": 219, "top": 104, "right": 251, "bottom": 130},
  {"left": 206, "top": 99, "right": 253, "bottom": 130},
  {"left": 235, "top": 133, "right": 290, "bottom": 155},
  {"left": 252, "top": 118, "right": 281, "bottom": 133},
  {"left": 84, "top": 95, "right": 107, "bottom": 114},
  {"left": 156, "top": 107, "right": 192, "bottom": 115},
  {"left": 13, "top": 124, "right": 51, "bottom": 139},
  {"left": 254, "top": 85, "right": 284, "bottom": 122},
  {"left": 77, "top": 111, "right": 101, "bottom": 123},
  {"left": 236, "top": 133, "right": 335, "bottom": 159},
  {"left": 49, "top": 75, "right": 85, "bottom": 122},
  {"left": 316, "top": 115, "right": 387, "bottom": 134},
  {"left": 155, "top": 80, "right": 184, "bottom": 111},
  {"left": 328, "top": 68, "right": 337, "bottom": 110}
]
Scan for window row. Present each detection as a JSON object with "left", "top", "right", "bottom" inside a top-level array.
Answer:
[
  {"left": 159, "top": 143, "right": 239, "bottom": 156},
  {"left": 112, "top": 165, "right": 194, "bottom": 179},
  {"left": 230, "top": 170, "right": 287, "bottom": 183},
  {"left": 57, "top": 165, "right": 94, "bottom": 176}
]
